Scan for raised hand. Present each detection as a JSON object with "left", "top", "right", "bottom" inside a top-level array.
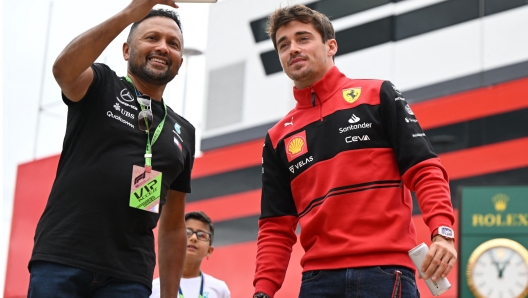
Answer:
[{"left": 124, "top": 0, "right": 179, "bottom": 23}]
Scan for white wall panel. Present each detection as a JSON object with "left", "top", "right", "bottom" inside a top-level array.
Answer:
[
  {"left": 482, "top": 6, "right": 528, "bottom": 71},
  {"left": 241, "top": 60, "right": 295, "bottom": 125},
  {"left": 207, "top": 0, "right": 311, "bottom": 70},
  {"left": 335, "top": 43, "right": 393, "bottom": 83},
  {"left": 393, "top": 21, "right": 482, "bottom": 91},
  {"left": 206, "top": 1, "right": 255, "bottom": 70},
  {"left": 204, "top": 0, "right": 308, "bottom": 137},
  {"left": 203, "top": 58, "right": 295, "bottom": 138}
]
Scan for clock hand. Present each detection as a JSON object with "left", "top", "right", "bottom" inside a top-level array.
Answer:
[
  {"left": 497, "top": 251, "right": 514, "bottom": 279},
  {"left": 488, "top": 251, "right": 502, "bottom": 278}
]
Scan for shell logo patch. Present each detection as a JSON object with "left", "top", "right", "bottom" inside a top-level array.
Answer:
[
  {"left": 284, "top": 130, "right": 308, "bottom": 162},
  {"left": 289, "top": 138, "right": 305, "bottom": 155},
  {"left": 343, "top": 88, "right": 361, "bottom": 103}
]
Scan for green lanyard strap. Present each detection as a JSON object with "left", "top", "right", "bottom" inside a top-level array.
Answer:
[
  {"left": 143, "top": 102, "right": 167, "bottom": 170},
  {"left": 125, "top": 76, "right": 167, "bottom": 172}
]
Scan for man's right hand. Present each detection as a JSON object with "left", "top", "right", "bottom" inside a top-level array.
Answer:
[
  {"left": 123, "top": 0, "right": 178, "bottom": 24},
  {"left": 53, "top": 0, "right": 178, "bottom": 102},
  {"left": 421, "top": 237, "right": 457, "bottom": 282}
]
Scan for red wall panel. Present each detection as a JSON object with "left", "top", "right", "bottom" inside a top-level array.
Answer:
[
  {"left": 4, "top": 155, "right": 60, "bottom": 298},
  {"left": 192, "top": 139, "right": 263, "bottom": 178},
  {"left": 185, "top": 190, "right": 261, "bottom": 222},
  {"left": 412, "top": 77, "right": 528, "bottom": 130},
  {"left": 439, "top": 137, "right": 528, "bottom": 180}
]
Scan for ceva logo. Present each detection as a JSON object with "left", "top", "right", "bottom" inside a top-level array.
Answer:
[{"left": 345, "top": 135, "right": 370, "bottom": 143}]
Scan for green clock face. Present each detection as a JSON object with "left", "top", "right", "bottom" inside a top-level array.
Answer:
[{"left": 467, "top": 238, "right": 528, "bottom": 298}]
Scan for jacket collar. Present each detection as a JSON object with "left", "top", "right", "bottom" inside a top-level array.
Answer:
[{"left": 293, "top": 66, "right": 347, "bottom": 108}]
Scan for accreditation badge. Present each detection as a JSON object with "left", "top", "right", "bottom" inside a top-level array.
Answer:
[{"left": 129, "top": 165, "right": 162, "bottom": 213}]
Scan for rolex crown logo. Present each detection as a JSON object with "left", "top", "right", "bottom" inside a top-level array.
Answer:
[{"left": 492, "top": 193, "right": 509, "bottom": 212}]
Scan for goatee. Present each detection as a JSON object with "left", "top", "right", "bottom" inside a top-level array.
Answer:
[{"left": 129, "top": 52, "right": 177, "bottom": 86}]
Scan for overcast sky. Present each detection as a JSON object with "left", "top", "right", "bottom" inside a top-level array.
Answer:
[{"left": 1, "top": 0, "right": 217, "bottom": 293}]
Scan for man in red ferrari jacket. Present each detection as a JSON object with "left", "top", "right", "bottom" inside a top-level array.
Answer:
[{"left": 252, "top": 4, "right": 457, "bottom": 298}]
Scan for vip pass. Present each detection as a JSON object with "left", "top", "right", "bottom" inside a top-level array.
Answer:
[{"left": 125, "top": 76, "right": 167, "bottom": 213}]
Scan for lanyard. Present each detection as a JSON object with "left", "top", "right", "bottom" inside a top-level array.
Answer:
[
  {"left": 125, "top": 76, "right": 167, "bottom": 171},
  {"left": 178, "top": 272, "right": 204, "bottom": 298}
]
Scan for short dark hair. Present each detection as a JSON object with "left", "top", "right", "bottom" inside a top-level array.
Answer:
[
  {"left": 127, "top": 9, "right": 183, "bottom": 43},
  {"left": 185, "top": 211, "right": 214, "bottom": 244},
  {"left": 266, "top": 4, "right": 335, "bottom": 51}
]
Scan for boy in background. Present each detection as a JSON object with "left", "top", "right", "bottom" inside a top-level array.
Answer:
[{"left": 151, "top": 211, "right": 230, "bottom": 298}]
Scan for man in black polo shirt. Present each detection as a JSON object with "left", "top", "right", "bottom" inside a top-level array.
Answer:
[{"left": 28, "top": 1, "right": 194, "bottom": 297}]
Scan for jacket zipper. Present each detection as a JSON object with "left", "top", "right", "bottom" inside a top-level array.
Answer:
[
  {"left": 311, "top": 87, "right": 316, "bottom": 107},
  {"left": 310, "top": 87, "right": 323, "bottom": 121}
]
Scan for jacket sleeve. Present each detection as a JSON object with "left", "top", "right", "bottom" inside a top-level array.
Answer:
[
  {"left": 379, "top": 81, "right": 455, "bottom": 236},
  {"left": 253, "top": 133, "right": 298, "bottom": 297}
]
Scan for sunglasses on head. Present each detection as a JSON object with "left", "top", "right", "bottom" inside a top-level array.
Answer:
[{"left": 137, "top": 95, "right": 153, "bottom": 131}]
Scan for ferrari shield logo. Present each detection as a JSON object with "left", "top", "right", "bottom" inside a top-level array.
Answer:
[{"left": 343, "top": 88, "right": 361, "bottom": 103}]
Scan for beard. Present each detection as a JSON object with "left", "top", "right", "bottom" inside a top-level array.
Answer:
[
  {"left": 286, "top": 67, "right": 314, "bottom": 83},
  {"left": 284, "top": 54, "right": 328, "bottom": 87},
  {"left": 128, "top": 49, "right": 178, "bottom": 86},
  {"left": 283, "top": 55, "right": 316, "bottom": 84}
]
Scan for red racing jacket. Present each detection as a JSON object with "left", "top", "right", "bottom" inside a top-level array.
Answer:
[{"left": 253, "top": 66, "right": 455, "bottom": 297}]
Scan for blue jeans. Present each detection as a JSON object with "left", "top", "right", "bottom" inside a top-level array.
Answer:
[
  {"left": 28, "top": 261, "right": 151, "bottom": 298},
  {"left": 299, "top": 266, "right": 420, "bottom": 298}
]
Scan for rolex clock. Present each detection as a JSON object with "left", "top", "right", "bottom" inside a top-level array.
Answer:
[{"left": 466, "top": 238, "right": 528, "bottom": 298}]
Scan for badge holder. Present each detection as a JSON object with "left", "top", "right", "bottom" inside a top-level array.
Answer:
[{"left": 126, "top": 77, "right": 167, "bottom": 213}]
